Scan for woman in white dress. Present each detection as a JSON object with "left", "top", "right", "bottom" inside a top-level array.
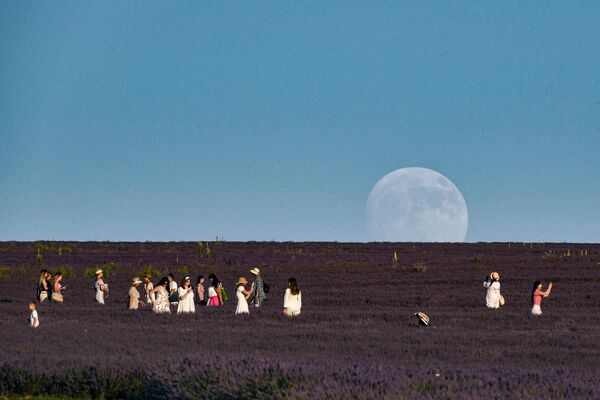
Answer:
[
  {"left": 484, "top": 271, "right": 502, "bottom": 309},
  {"left": 177, "top": 276, "right": 195, "bottom": 314},
  {"left": 94, "top": 269, "right": 109, "bottom": 305},
  {"left": 235, "top": 277, "right": 251, "bottom": 315},
  {"left": 150, "top": 277, "right": 171, "bottom": 314},
  {"left": 283, "top": 277, "right": 302, "bottom": 316}
]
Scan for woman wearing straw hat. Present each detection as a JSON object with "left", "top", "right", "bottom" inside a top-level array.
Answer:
[
  {"left": 484, "top": 272, "right": 503, "bottom": 309},
  {"left": 129, "top": 277, "right": 144, "bottom": 310},
  {"left": 93, "top": 269, "right": 109, "bottom": 305},
  {"left": 177, "top": 276, "right": 195, "bottom": 314},
  {"left": 249, "top": 268, "right": 266, "bottom": 307},
  {"left": 235, "top": 277, "right": 251, "bottom": 315}
]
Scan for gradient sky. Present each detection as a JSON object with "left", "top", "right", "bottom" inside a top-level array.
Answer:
[{"left": 1, "top": 2, "right": 599, "bottom": 242}]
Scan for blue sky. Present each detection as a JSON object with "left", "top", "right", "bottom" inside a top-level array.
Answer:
[{"left": 1, "top": 2, "right": 599, "bottom": 242}]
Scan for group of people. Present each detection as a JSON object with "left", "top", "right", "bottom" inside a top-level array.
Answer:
[
  {"left": 30, "top": 266, "right": 302, "bottom": 327},
  {"left": 483, "top": 271, "right": 553, "bottom": 315}
]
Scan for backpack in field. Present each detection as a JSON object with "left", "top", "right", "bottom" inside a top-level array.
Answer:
[
  {"left": 263, "top": 282, "right": 270, "bottom": 294},
  {"left": 220, "top": 285, "right": 229, "bottom": 302}
]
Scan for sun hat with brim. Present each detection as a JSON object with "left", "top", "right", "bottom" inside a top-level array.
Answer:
[
  {"left": 236, "top": 277, "right": 248, "bottom": 286},
  {"left": 250, "top": 268, "right": 260, "bottom": 276},
  {"left": 415, "top": 312, "right": 430, "bottom": 326},
  {"left": 490, "top": 272, "right": 500, "bottom": 281},
  {"left": 95, "top": 269, "right": 103, "bottom": 275},
  {"left": 132, "top": 277, "right": 142, "bottom": 285}
]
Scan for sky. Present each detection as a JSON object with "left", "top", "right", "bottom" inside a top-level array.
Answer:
[{"left": 1, "top": 2, "right": 599, "bottom": 242}]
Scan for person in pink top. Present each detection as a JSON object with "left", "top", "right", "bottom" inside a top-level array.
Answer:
[{"left": 531, "top": 280, "right": 552, "bottom": 316}]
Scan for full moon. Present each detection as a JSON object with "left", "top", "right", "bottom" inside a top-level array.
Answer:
[{"left": 365, "top": 167, "right": 468, "bottom": 242}]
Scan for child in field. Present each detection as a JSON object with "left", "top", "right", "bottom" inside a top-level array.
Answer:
[
  {"left": 177, "top": 276, "right": 195, "bottom": 314},
  {"left": 29, "top": 301, "right": 39, "bottom": 328},
  {"left": 283, "top": 278, "right": 302, "bottom": 316},
  {"left": 531, "top": 281, "right": 552, "bottom": 315},
  {"left": 129, "top": 277, "right": 144, "bottom": 310},
  {"left": 235, "top": 277, "right": 251, "bottom": 315}
]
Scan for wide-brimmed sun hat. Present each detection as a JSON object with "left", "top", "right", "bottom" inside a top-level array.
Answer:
[
  {"left": 132, "top": 277, "right": 142, "bottom": 285},
  {"left": 250, "top": 268, "right": 260, "bottom": 276},
  {"left": 95, "top": 269, "right": 103, "bottom": 275},
  {"left": 414, "top": 312, "right": 430, "bottom": 327},
  {"left": 490, "top": 272, "right": 500, "bottom": 281},
  {"left": 236, "top": 277, "right": 248, "bottom": 286}
]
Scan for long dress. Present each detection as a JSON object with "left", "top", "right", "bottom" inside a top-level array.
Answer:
[
  {"left": 485, "top": 281, "right": 501, "bottom": 308},
  {"left": 235, "top": 285, "right": 249, "bottom": 315},
  {"left": 177, "top": 287, "right": 195, "bottom": 314},
  {"left": 94, "top": 279, "right": 106, "bottom": 305},
  {"left": 153, "top": 286, "right": 171, "bottom": 314},
  {"left": 284, "top": 288, "right": 302, "bottom": 316}
]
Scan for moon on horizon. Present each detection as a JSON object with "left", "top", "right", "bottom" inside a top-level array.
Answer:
[{"left": 366, "top": 167, "right": 469, "bottom": 242}]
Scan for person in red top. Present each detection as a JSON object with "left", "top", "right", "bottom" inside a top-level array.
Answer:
[{"left": 531, "top": 280, "right": 552, "bottom": 316}]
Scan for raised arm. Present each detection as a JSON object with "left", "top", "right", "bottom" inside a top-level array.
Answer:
[{"left": 542, "top": 282, "right": 553, "bottom": 297}]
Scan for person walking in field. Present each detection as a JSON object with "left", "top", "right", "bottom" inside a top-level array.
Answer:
[
  {"left": 531, "top": 281, "right": 552, "bottom": 316},
  {"left": 196, "top": 275, "right": 206, "bottom": 306},
  {"left": 143, "top": 274, "right": 154, "bottom": 306},
  {"left": 177, "top": 276, "right": 195, "bottom": 314},
  {"left": 484, "top": 272, "right": 503, "bottom": 309},
  {"left": 94, "top": 269, "right": 109, "bottom": 305},
  {"left": 283, "top": 277, "right": 302, "bottom": 316},
  {"left": 37, "top": 269, "right": 50, "bottom": 303},
  {"left": 208, "top": 274, "right": 224, "bottom": 306},
  {"left": 29, "top": 301, "right": 39, "bottom": 328},
  {"left": 167, "top": 274, "right": 178, "bottom": 306},
  {"left": 235, "top": 277, "right": 251, "bottom": 315},
  {"left": 151, "top": 277, "right": 171, "bottom": 314},
  {"left": 51, "top": 272, "right": 66, "bottom": 303},
  {"left": 249, "top": 268, "right": 267, "bottom": 307},
  {"left": 129, "top": 277, "right": 144, "bottom": 310}
]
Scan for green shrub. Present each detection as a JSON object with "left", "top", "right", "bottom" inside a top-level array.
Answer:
[
  {"left": 54, "top": 265, "right": 75, "bottom": 278},
  {"left": 0, "top": 266, "right": 11, "bottom": 280},
  {"left": 138, "top": 265, "right": 165, "bottom": 279},
  {"left": 84, "top": 262, "right": 120, "bottom": 279}
]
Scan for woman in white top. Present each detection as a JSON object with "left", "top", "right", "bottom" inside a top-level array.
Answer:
[
  {"left": 150, "top": 277, "right": 171, "bottom": 314},
  {"left": 94, "top": 269, "right": 109, "bottom": 305},
  {"left": 484, "top": 271, "right": 502, "bottom": 309},
  {"left": 283, "top": 277, "right": 302, "bottom": 316},
  {"left": 177, "top": 276, "right": 195, "bottom": 314},
  {"left": 143, "top": 274, "right": 154, "bottom": 305},
  {"left": 235, "top": 277, "right": 251, "bottom": 315}
]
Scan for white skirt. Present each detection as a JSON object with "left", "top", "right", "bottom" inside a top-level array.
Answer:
[{"left": 531, "top": 305, "right": 542, "bottom": 315}]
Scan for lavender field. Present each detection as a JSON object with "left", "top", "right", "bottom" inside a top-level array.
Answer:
[{"left": 1, "top": 241, "right": 599, "bottom": 399}]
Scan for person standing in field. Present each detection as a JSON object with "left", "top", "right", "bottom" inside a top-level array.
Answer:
[
  {"left": 51, "top": 272, "right": 66, "bottom": 303},
  {"left": 37, "top": 269, "right": 50, "bottom": 303},
  {"left": 235, "top": 277, "right": 251, "bottom": 315},
  {"left": 484, "top": 272, "right": 503, "bottom": 309},
  {"left": 177, "top": 276, "right": 195, "bottom": 314},
  {"left": 208, "top": 274, "right": 223, "bottom": 306},
  {"left": 29, "top": 301, "right": 39, "bottom": 328},
  {"left": 167, "top": 274, "right": 178, "bottom": 306},
  {"left": 283, "top": 277, "right": 302, "bottom": 316},
  {"left": 151, "top": 277, "right": 171, "bottom": 314},
  {"left": 129, "top": 277, "right": 144, "bottom": 310},
  {"left": 196, "top": 275, "right": 206, "bottom": 306},
  {"left": 249, "top": 268, "right": 267, "bottom": 307},
  {"left": 94, "top": 269, "right": 109, "bottom": 305},
  {"left": 143, "top": 274, "right": 154, "bottom": 306},
  {"left": 531, "top": 281, "right": 553, "bottom": 316}
]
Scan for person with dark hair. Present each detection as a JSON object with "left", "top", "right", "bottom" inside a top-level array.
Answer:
[
  {"left": 531, "top": 280, "right": 552, "bottom": 316},
  {"left": 196, "top": 275, "right": 206, "bottom": 306},
  {"left": 37, "top": 269, "right": 50, "bottom": 303},
  {"left": 167, "top": 274, "right": 178, "bottom": 306},
  {"left": 177, "top": 276, "right": 195, "bottom": 314},
  {"left": 208, "top": 273, "right": 223, "bottom": 306},
  {"left": 51, "top": 272, "right": 66, "bottom": 303},
  {"left": 283, "top": 277, "right": 302, "bottom": 316},
  {"left": 150, "top": 277, "right": 171, "bottom": 314}
]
